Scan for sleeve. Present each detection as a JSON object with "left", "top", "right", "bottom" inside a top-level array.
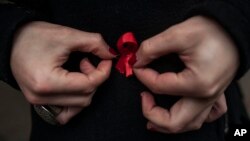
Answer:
[
  {"left": 186, "top": 0, "right": 250, "bottom": 79},
  {"left": 0, "top": 2, "right": 44, "bottom": 89}
]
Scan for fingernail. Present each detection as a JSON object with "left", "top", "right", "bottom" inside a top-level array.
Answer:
[
  {"left": 141, "top": 93, "right": 145, "bottom": 97},
  {"left": 147, "top": 124, "right": 156, "bottom": 132},
  {"left": 109, "top": 48, "right": 119, "bottom": 56},
  {"left": 82, "top": 57, "right": 89, "bottom": 62}
]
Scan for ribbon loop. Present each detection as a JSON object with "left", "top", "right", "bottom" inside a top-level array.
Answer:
[{"left": 116, "top": 32, "right": 138, "bottom": 77}]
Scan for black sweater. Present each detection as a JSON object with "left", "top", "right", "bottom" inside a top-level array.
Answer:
[{"left": 0, "top": 0, "right": 250, "bottom": 141}]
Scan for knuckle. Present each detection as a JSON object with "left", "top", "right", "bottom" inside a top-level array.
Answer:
[
  {"left": 91, "top": 33, "right": 103, "bottom": 43},
  {"left": 196, "top": 78, "right": 218, "bottom": 98},
  {"left": 54, "top": 27, "right": 73, "bottom": 42},
  {"left": 167, "top": 25, "right": 194, "bottom": 46},
  {"left": 58, "top": 27, "right": 72, "bottom": 36},
  {"left": 167, "top": 26, "right": 181, "bottom": 40},
  {"left": 25, "top": 94, "right": 42, "bottom": 105},
  {"left": 203, "top": 86, "right": 217, "bottom": 98},
  {"left": 88, "top": 33, "right": 105, "bottom": 54},
  {"left": 32, "top": 79, "right": 51, "bottom": 94}
]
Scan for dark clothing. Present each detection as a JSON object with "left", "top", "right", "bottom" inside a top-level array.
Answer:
[{"left": 0, "top": 0, "right": 249, "bottom": 141}]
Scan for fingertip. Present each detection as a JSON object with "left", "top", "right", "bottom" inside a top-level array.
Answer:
[
  {"left": 97, "top": 59, "right": 113, "bottom": 72},
  {"left": 56, "top": 110, "right": 68, "bottom": 125},
  {"left": 80, "top": 58, "right": 90, "bottom": 67},
  {"left": 80, "top": 58, "right": 95, "bottom": 74},
  {"left": 56, "top": 107, "right": 82, "bottom": 125},
  {"left": 147, "top": 122, "right": 154, "bottom": 130},
  {"left": 91, "top": 44, "right": 117, "bottom": 59}
]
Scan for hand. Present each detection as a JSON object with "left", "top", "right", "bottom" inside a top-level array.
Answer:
[
  {"left": 134, "top": 16, "right": 238, "bottom": 132},
  {"left": 11, "top": 21, "right": 116, "bottom": 124},
  {"left": 140, "top": 92, "right": 227, "bottom": 133}
]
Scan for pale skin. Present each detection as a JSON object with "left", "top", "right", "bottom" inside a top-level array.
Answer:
[
  {"left": 11, "top": 22, "right": 116, "bottom": 124},
  {"left": 10, "top": 16, "right": 238, "bottom": 132},
  {"left": 133, "top": 16, "right": 239, "bottom": 133}
]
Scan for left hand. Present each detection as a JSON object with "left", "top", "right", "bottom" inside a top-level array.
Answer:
[
  {"left": 133, "top": 16, "right": 239, "bottom": 133},
  {"left": 10, "top": 21, "right": 115, "bottom": 124}
]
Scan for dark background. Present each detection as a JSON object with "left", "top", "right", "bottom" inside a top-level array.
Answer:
[
  {"left": 0, "top": 73, "right": 249, "bottom": 141},
  {"left": 0, "top": 0, "right": 249, "bottom": 140}
]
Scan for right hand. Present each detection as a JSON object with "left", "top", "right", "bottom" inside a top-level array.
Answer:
[
  {"left": 133, "top": 16, "right": 235, "bottom": 133},
  {"left": 10, "top": 21, "right": 116, "bottom": 124}
]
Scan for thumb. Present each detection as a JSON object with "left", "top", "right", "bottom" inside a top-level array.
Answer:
[
  {"left": 134, "top": 27, "right": 185, "bottom": 68},
  {"left": 134, "top": 67, "right": 197, "bottom": 97}
]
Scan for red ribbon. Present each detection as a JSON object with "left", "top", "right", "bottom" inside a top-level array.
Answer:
[{"left": 115, "top": 32, "right": 138, "bottom": 77}]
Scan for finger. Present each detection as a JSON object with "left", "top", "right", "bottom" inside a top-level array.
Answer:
[
  {"left": 56, "top": 106, "right": 83, "bottom": 124},
  {"left": 134, "top": 27, "right": 185, "bottom": 68},
  {"left": 66, "top": 31, "right": 116, "bottom": 59},
  {"left": 80, "top": 58, "right": 113, "bottom": 85},
  {"left": 86, "top": 59, "right": 112, "bottom": 86},
  {"left": 46, "top": 60, "right": 111, "bottom": 94},
  {"left": 141, "top": 92, "right": 172, "bottom": 128},
  {"left": 205, "top": 94, "right": 227, "bottom": 122},
  {"left": 141, "top": 91, "right": 213, "bottom": 133},
  {"left": 134, "top": 67, "right": 197, "bottom": 97},
  {"left": 147, "top": 106, "right": 212, "bottom": 134},
  {"left": 184, "top": 105, "right": 212, "bottom": 132},
  {"left": 48, "top": 69, "right": 95, "bottom": 94},
  {"left": 80, "top": 58, "right": 96, "bottom": 75}
]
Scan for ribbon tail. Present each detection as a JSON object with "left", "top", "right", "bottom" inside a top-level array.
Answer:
[
  {"left": 125, "top": 62, "right": 133, "bottom": 77},
  {"left": 115, "top": 56, "right": 126, "bottom": 75}
]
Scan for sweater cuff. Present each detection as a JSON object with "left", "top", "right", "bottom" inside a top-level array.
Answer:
[
  {"left": 0, "top": 4, "right": 39, "bottom": 89},
  {"left": 185, "top": 1, "right": 250, "bottom": 79}
]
